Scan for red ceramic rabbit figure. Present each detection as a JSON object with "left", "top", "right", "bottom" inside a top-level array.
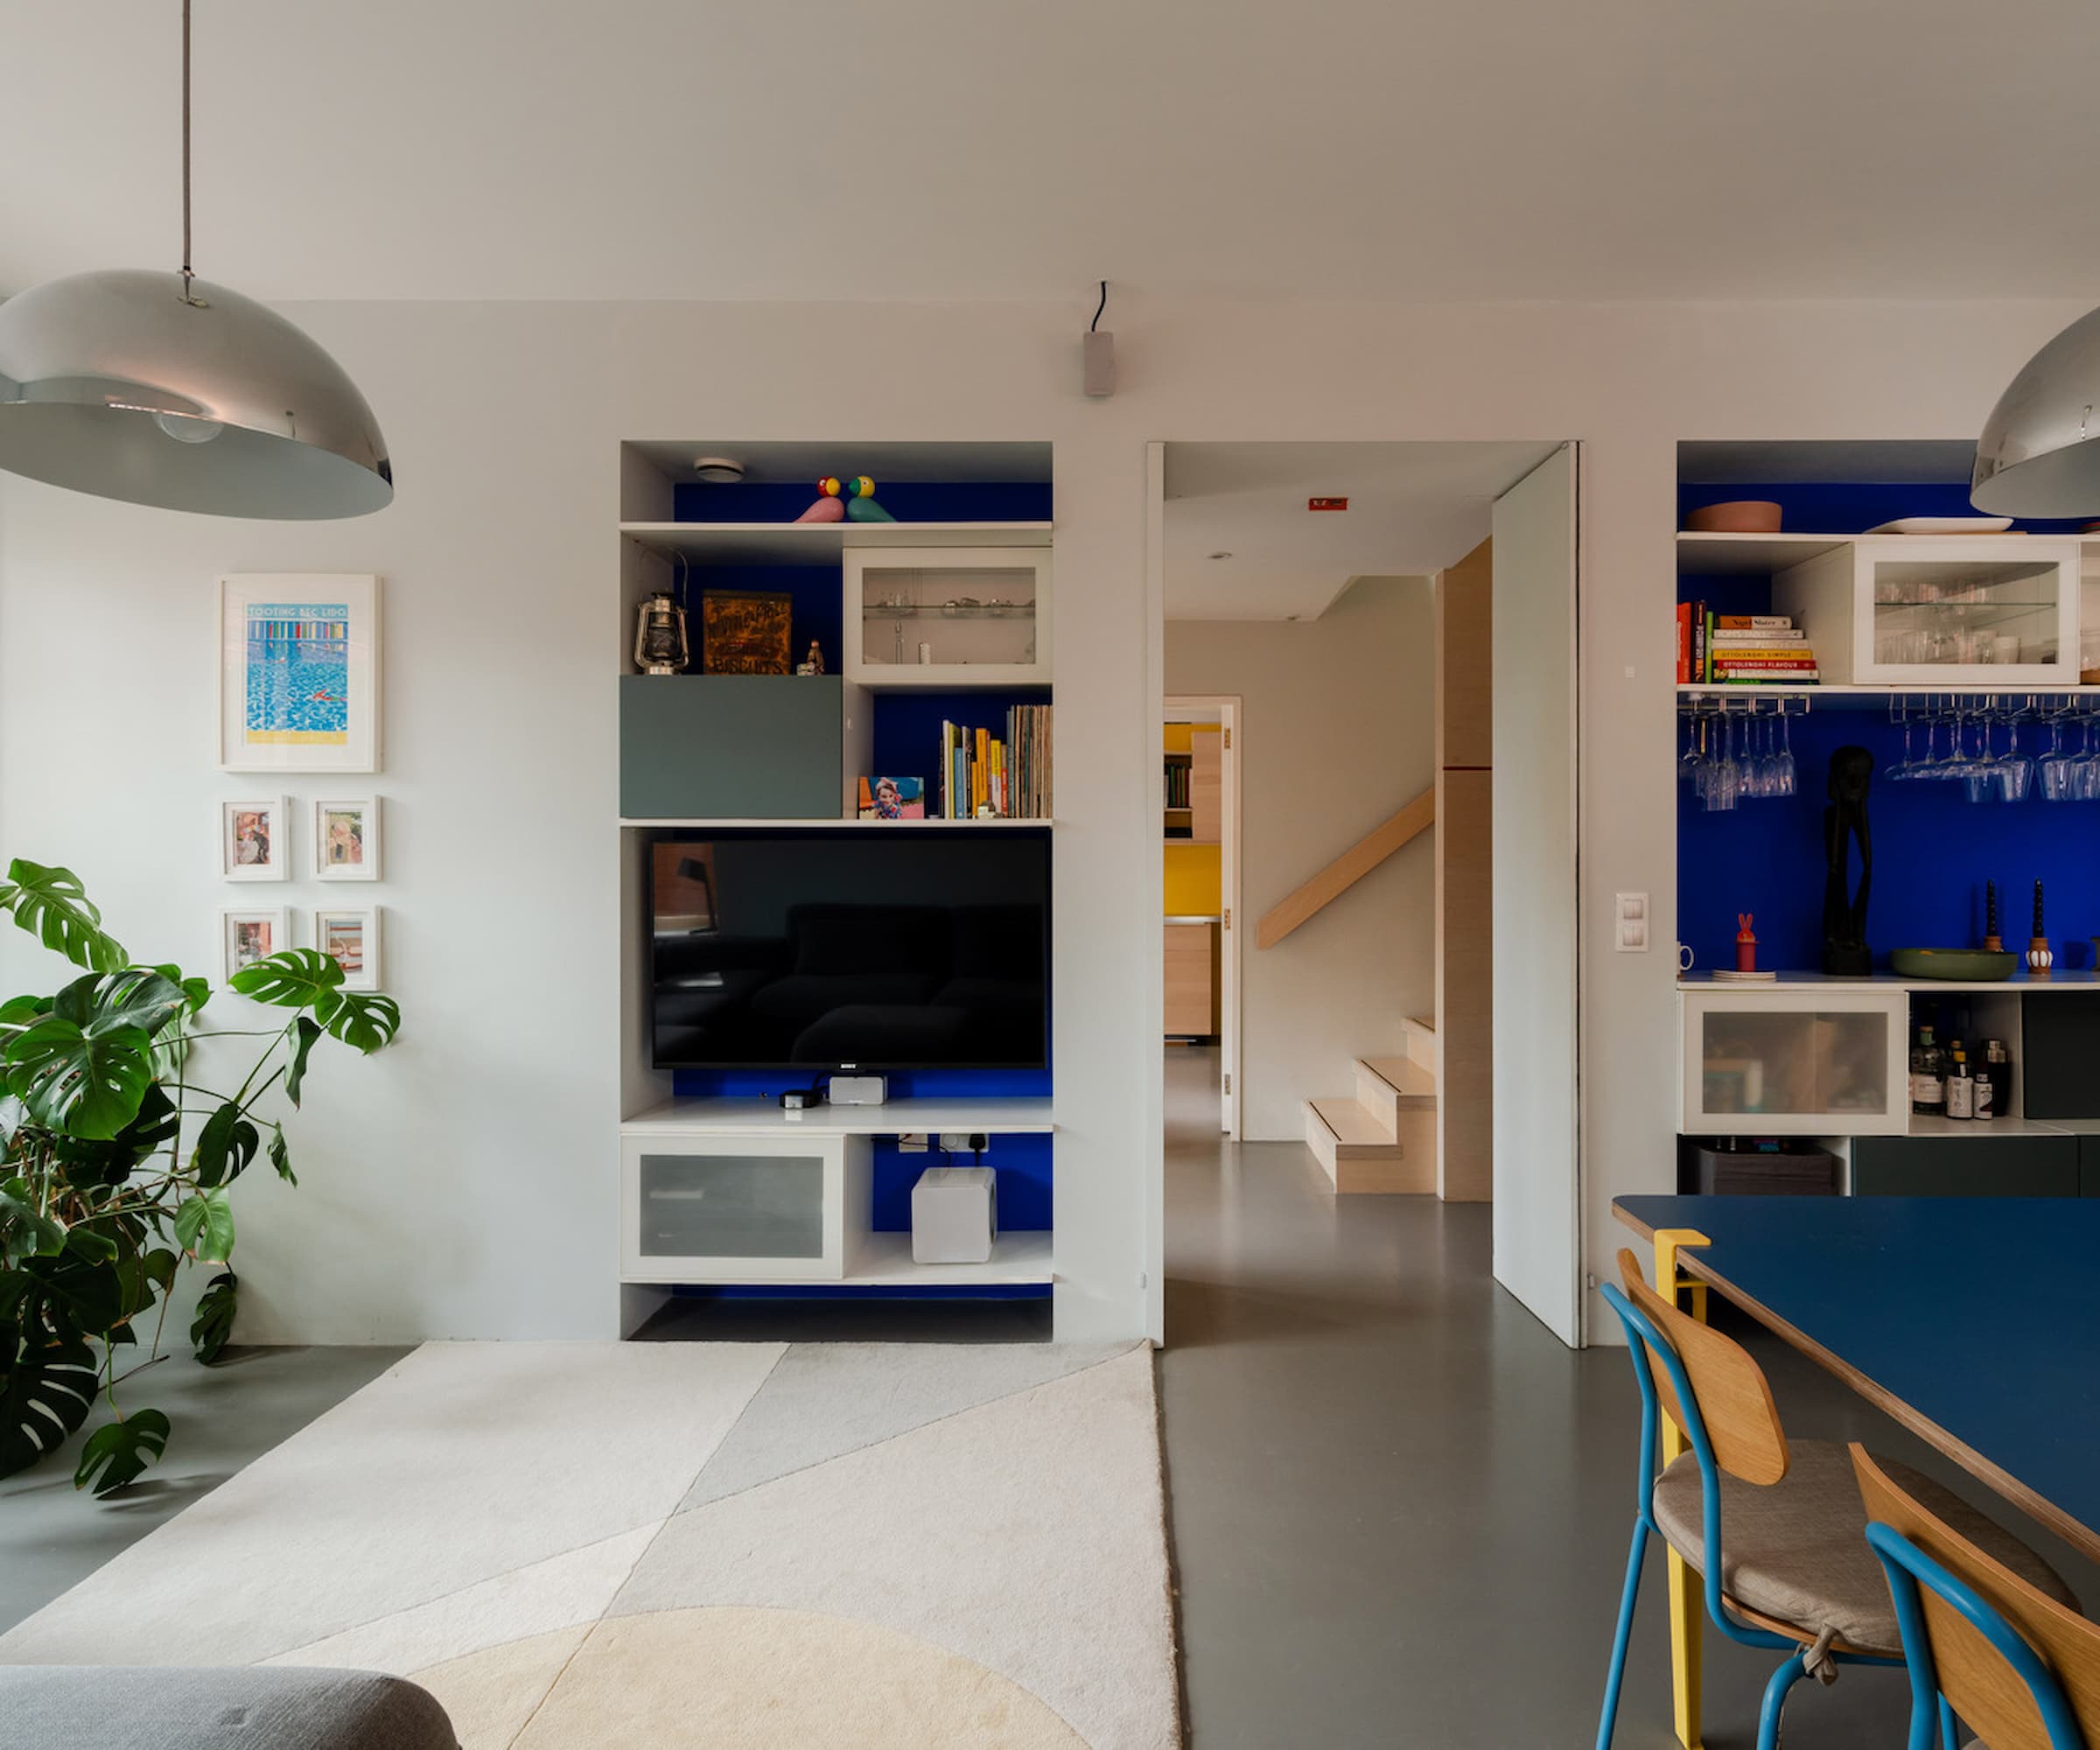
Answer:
[{"left": 1735, "top": 913, "right": 1758, "bottom": 975}]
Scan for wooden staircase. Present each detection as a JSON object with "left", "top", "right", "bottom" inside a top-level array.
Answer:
[{"left": 1303, "top": 1015, "right": 1439, "bottom": 1194}]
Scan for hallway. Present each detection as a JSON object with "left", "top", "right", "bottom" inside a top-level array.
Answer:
[{"left": 1154, "top": 1048, "right": 2088, "bottom": 1747}]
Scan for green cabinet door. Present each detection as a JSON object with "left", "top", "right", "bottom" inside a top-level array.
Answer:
[
  {"left": 1852, "top": 1135, "right": 2080, "bottom": 1198},
  {"left": 620, "top": 676, "right": 844, "bottom": 819}
]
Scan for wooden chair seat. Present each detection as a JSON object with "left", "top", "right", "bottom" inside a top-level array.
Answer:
[{"left": 1654, "top": 1440, "right": 2076, "bottom": 1660}]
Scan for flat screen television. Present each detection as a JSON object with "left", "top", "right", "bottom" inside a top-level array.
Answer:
[{"left": 648, "top": 830, "right": 1050, "bottom": 1071}]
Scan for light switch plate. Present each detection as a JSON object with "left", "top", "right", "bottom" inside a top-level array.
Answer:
[{"left": 1615, "top": 892, "right": 1650, "bottom": 952}]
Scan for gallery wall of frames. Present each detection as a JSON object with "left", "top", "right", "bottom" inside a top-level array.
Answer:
[{"left": 217, "top": 574, "right": 385, "bottom": 990}]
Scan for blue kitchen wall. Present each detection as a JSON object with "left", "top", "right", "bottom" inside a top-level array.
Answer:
[
  {"left": 1677, "top": 480, "right": 2089, "bottom": 536},
  {"left": 1677, "top": 709, "right": 2100, "bottom": 972}
]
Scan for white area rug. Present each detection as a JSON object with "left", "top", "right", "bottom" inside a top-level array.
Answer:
[{"left": 0, "top": 1340, "right": 1180, "bottom": 1749}]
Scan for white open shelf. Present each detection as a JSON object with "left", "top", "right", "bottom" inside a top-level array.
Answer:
[
  {"left": 1677, "top": 529, "right": 2100, "bottom": 578},
  {"left": 1677, "top": 683, "right": 2100, "bottom": 705},
  {"left": 619, "top": 816, "right": 1053, "bottom": 829},
  {"left": 623, "top": 1096, "right": 1057, "bottom": 1136},
  {"left": 837, "top": 1229, "right": 1053, "bottom": 1286},
  {"left": 620, "top": 521, "right": 1053, "bottom": 564},
  {"left": 1679, "top": 970, "right": 2100, "bottom": 995}
]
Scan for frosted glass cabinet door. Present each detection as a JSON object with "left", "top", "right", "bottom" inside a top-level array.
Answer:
[
  {"left": 1851, "top": 537, "right": 2082, "bottom": 686},
  {"left": 1680, "top": 989, "right": 1908, "bottom": 1137},
  {"left": 620, "top": 1133, "right": 870, "bottom": 1282}
]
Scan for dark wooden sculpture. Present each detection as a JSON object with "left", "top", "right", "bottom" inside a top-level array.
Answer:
[{"left": 1822, "top": 746, "right": 1873, "bottom": 976}]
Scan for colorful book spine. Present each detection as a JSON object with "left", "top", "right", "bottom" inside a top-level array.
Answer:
[{"left": 1675, "top": 604, "right": 1691, "bottom": 685}]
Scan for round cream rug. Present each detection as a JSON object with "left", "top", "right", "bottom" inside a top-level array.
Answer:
[{"left": 413, "top": 1606, "right": 1089, "bottom": 1748}]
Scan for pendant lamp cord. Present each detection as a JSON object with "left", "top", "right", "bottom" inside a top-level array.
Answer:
[{"left": 178, "top": 0, "right": 200, "bottom": 304}]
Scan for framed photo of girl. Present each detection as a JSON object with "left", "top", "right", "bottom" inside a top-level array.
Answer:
[
  {"left": 315, "top": 906, "right": 382, "bottom": 991},
  {"left": 313, "top": 797, "right": 381, "bottom": 880},
  {"left": 220, "top": 907, "right": 290, "bottom": 984},
  {"left": 221, "top": 796, "right": 291, "bottom": 881},
  {"left": 219, "top": 574, "right": 381, "bottom": 774}
]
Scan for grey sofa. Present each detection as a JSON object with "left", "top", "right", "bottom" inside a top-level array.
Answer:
[{"left": 0, "top": 1666, "right": 457, "bottom": 1748}]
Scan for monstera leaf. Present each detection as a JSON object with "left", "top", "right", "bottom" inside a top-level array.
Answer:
[
  {"left": 228, "top": 948, "right": 342, "bottom": 1010},
  {"left": 50, "top": 1082, "right": 179, "bottom": 1189},
  {"left": 284, "top": 1017, "right": 324, "bottom": 1106},
  {"left": 52, "top": 967, "right": 191, "bottom": 1040},
  {"left": 4, "top": 1018, "right": 154, "bottom": 1140},
  {"left": 0, "top": 1176, "right": 65, "bottom": 1264},
  {"left": 315, "top": 990, "right": 402, "bottom": 1054},
  {"left": 0, "top": 1325, "right": 98, "bottom": 1480},
  {"left": 73, "top": 1408, "right": 170, "bottom": 1496},
  {"left": 191, "top": 1271, "right": 238, "bottom": 1364},
  {"left": 0, "top": 860, "right": 126, "bottom": 973},
  {"left": 172, "top": 1188, "right": 234, "bottom": 1263},
  {"left": 190, "top": 1101, "right": 260, "bottom": 1190}
]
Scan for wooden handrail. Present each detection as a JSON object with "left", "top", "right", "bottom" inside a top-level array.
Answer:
[{"left": 1255, "top": 788, "right": 1437, "bottom": 948}]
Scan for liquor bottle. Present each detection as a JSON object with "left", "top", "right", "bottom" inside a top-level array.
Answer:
[
  {"left": 1945, "top": 1039, "right": 1974, "bottom": 1121},
  {"left": 1982, "top": 1039, "right": 2012, "bottom": 1122},
  {"left": 1909, "top": 1025, "right": 1945, "bottom": 1116}
]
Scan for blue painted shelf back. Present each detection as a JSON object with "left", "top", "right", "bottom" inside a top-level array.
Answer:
[{"left": 673, "top": 480, "right": 1052, "bottom": 523}]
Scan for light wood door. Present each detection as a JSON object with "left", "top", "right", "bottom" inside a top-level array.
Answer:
[
  {"left": 1165, "top": 922, "right": 1217, "bottom": 1036},
  {"left": 1188, "top": 728, "right": 1222, "bottom": 843},
  {"left": 1490, "top": 444, "right": 1581, "bottom": 1348}
]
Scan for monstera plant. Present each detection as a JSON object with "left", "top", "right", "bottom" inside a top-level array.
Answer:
[{"left": 0, "top": 859, "right": 400, "bottom": 1495}]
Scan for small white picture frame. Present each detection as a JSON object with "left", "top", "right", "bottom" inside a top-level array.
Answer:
[
  {"left": 221, "top": 907, "right": 290, "bottom": 984},
  {"left": 315, "top": 906, "right": 381, "bottom": 991},
  {"left": 221, "top": 797, "right": 291, "bottom": 881},
  {"left": 313, "top": 796, "right": 381, "bottom": 880}
]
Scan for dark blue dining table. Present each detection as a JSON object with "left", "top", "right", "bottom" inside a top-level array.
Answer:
[{"left": 1614, "top": 1194, "right": 2100, "bottom": 1564}]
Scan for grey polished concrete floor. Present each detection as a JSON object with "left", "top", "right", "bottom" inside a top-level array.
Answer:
[
  {"left": 0, "top": 1344, "right": 407, "bottom": 1635},
  {"left": 1157, "top": 1046, "right": 2100, "bottom": 1749}
]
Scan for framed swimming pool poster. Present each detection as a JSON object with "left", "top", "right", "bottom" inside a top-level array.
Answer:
[{"left": 219, "top": 575, "right": 381, "bottom": 773}]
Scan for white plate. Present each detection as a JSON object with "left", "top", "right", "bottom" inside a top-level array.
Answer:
[{"left": 1865, "top": 516, "right": 2015, "bottom": 535}]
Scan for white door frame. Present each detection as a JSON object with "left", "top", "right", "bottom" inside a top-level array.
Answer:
[{"left": 1166, "top": 694, "right": 1242, "bottom": 1139}]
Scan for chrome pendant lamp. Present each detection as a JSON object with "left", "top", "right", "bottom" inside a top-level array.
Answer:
[
  {"left": 1972, "top": 306, "right": 2100, "bottom": 518},
  {"left": 0, "top": 2, "right": 391, "bottom": 519}
]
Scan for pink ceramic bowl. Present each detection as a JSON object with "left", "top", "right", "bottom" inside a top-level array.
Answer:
[{"left": 1685, "top": 500, "right": 1783, "bottom": 534}]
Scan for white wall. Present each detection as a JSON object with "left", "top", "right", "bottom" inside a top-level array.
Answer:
[
  {"left": 1, "top": 293, "right": 2082, "bottom": 1345},
  {"left": 1166, "top": 580, "right": 1435, "bottom": 1138}
]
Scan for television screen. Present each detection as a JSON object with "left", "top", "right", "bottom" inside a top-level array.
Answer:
[{"left": 648, "top": 830, "right": 1050, "bottom": 1071}]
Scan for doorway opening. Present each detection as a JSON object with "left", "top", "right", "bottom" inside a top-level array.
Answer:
[
  {"left": 1147, "top": 439, "right": 1582, "bottom": 1348},
  {"left": 1163, "top": 696, "right": 1240, "bottom": 1138}
]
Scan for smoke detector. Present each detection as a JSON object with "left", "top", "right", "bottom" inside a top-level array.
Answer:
[{"left": 691, "top": 456, "right": 746, "bottom": 483}]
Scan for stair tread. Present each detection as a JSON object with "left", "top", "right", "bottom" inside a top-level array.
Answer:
[
  {"left": 1309, "top": 1096, "right": 1400, "bottom": 1148},
  {"left": 1358, "top": 1056, "right": 1438, "bottom": 1103},
  {"left": 1402, "top": 1014, "right": 1437, "bottom": 1037}
]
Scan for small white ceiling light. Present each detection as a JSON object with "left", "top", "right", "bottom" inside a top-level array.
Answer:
[
  {"left": 0, "top": 0, "right": 391, "bottom": 519},
  {"left": 1973, "top": 306, "right": 2100, "bottom": 516},
  {"left": 691, "top": 456, "right": 746, "bottom": 483},
  {"left": 1082, "top": 281, "right": 1115, "bottom": 398}
]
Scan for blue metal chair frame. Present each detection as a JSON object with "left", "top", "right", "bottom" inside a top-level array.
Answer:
[
  {"left": 1865, "top": 1519, "right": 2088, "bottom": 1750},
  {"left": 1596, "top": 1282, "right": 1902, "bottom": 1750}
]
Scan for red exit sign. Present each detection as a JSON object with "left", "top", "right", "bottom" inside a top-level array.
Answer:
[{"left": 1307, "top": 496, "right": 1348, "bottom": 512}]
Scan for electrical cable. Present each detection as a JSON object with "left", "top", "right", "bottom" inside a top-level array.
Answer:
[{"left": 1090, "top": 281, "right": 1108, "bottom": 332}]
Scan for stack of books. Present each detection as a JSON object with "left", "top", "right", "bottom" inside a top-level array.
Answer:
[
  {"left": 1676, "top": 606, "right": 1818, "bottom": 685},
  {"left": 938, "top": 704, "right": 1053, "bottom": 819}
]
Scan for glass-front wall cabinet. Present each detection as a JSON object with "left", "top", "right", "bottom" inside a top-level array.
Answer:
[
  {"left": 1680, "top": 989, "right": 1908, "bottom": 1137},
  {"left": 844, "top": 546, "right": 1051, "bottom": 686}
]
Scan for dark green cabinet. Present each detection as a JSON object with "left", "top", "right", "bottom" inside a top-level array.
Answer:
[
  {"left": 620, "top": 676, "right": 843, "bottom": 819},
  {"left": 1852, "top": 1135, "right": 2080, "bottom": 1199}
]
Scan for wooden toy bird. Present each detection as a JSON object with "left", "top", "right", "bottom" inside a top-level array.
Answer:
[
  {"left": 794, "top": 477, "right": 846, "bottom": 522},
  {"left": 843, "top": 474, "right": 895, "bottom": 522}
]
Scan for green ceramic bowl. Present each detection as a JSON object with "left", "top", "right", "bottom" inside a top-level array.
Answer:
[{"left": 1889, "top": 948, "right": 2019, "bottom": 982}]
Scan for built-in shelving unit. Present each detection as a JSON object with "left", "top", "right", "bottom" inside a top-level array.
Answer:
[
  {"left": 1673, "top": 444, "right": 2100, "bottom": 1194},
  {"left": 615, "top": 439, "right": 1059, "bottom": 1332},
  {"left": 624, "top": 1096, "right": 1056, "bottom": 1135}
]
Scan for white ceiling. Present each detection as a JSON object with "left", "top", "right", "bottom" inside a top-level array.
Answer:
[
  {"left": 1165, "top": 441, "right": 1557, "bottom": 620},
  {"left": 6, "top": 2, "right": 2100, "bottom": 304}
]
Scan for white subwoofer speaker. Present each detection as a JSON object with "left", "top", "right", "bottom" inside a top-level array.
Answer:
[
  {"left": 829, "top": 1075, "right": 887, "bottom": 1105},
  {"left": 911, "top": 1166, "right": 997, "bottom": 1264}
]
